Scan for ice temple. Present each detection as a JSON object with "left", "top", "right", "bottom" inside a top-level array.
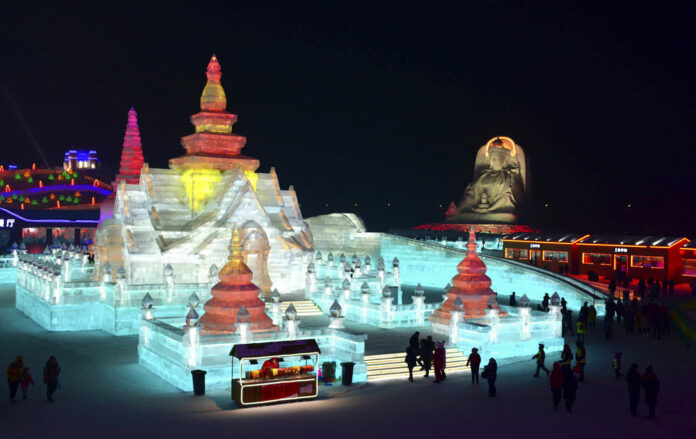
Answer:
[{"left": 15, "top": 55, "right": 313, "bottom": 335}]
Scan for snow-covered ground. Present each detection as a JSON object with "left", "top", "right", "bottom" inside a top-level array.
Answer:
[{"left": 1, "top": 281, "right": 695, "bottom": 438}]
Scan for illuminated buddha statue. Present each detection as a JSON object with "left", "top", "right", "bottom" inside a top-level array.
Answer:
[{"left": 448, "top": 136, "right": 531, "bottom": 223}]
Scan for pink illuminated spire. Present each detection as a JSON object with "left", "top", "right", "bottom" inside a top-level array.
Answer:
[{"left": 117, "top": 107, "right": 145, "bottom": 185}]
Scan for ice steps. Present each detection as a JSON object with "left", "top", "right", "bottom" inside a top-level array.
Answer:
[
  {"left": 365, "top": 348, "right": 469, "bottom": 381},
  {"left": 265, "top": 300, "right": 324, "bottom": 317}
]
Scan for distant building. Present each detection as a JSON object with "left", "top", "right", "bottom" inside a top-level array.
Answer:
[{"left": 63, "top": 149, "right": 100, "bottom": 170}]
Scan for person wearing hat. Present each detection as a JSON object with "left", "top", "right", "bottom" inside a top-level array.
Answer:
[
  {"left": 532, "top": 344, "right": 550, "bottom": 377},
  {"left": 466, "top": 348, "right": 482, "bottom": 384},
  {"left": 6, "top": 356, "right": 24, "bottom": 402}
]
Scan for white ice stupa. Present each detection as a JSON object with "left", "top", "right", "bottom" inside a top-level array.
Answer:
[{"left": 93, "top": 55, "right": 313, "bottom": 297}]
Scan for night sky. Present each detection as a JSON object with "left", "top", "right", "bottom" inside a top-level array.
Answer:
[{"left": 2, "top": 1, "right": 695, "bottom": 233}]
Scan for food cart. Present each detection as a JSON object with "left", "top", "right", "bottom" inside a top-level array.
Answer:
[{"left": 230, "top": 339, "right": 321, "bottom": 406}]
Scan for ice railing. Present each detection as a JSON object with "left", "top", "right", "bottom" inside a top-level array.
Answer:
[{"left": 305, "top": 252, "right": 442, "bottom": 328}]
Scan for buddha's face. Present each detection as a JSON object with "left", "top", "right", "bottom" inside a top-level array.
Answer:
[{"left": 490, "top": 153, "right": 505, "bottom": 171}]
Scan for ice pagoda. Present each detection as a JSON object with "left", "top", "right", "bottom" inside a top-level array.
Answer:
[{"left": 94, "top": 55, "right": 313, "bottom": 298}]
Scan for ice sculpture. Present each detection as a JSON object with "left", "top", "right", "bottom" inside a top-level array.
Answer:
[
  {"left": 93, "top": 55, "right": 313, "bottom": 298},
  {"left": 198, "top": 229, "right": 279, "bottom": 334},
  {"left": 446, "top": 136, "right": 532, "bottom": 224}
]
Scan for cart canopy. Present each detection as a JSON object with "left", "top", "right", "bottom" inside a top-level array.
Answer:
[{"left": 230, "top": 339, "right": 321, "bottom": 359}]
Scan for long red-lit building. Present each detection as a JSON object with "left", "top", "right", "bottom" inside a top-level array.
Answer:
[{"left": 502, "top": 233, "right": 693, "bottom": 283}]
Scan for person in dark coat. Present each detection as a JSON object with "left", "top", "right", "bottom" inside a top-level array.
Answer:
[
  {"left": 405, "top": 346, "right": 418, "bottom": 382},
  {"left": 579, "top": 302, "right": 589, "bottom": 326},
  {"left": 542, "top": 293, "right": 550, "bottom": 312},
  {"left": 562, "top": 368, "right": 578, "bottom": 413},
  {"left": 625, "top": 363, "right": 641, "bottom": 416},
  {"left": 43, "top": 356, "right": 61, "bottom": 402},
  {"left": 532, "top": 344, "right": 549, "bottom": 377},
  {"left": 575, "top": 342, "right": 586, "bottom": 383},
  {"left": 509, "top": 292, "right": 517, "bottom": 307},
  {"left": 642, "top": 366, "right": 660, "bottom": 419},
  {"left": 409, "top": 331, "right": 421, "bottom": 367},
  {"left": 559, "top": 344, "right": 573, "bottom": 373},
  {"left": 549, "top": 362, "right": 564, "bottom": 410},
  {"left": 466, "top": 348, "right": 481, "bottom": 384},
  {"left": 482, "top": 358, "right": 497, "bottom": 396},
  {"left": 433, "top": 342, "right": 446, "bottom": 383},
  {"left": 419, "top": 339, "right": 432, "bottom": 377}
]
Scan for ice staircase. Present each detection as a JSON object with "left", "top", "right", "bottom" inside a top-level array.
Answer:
[
  {"left": 365, "top": 348, "right": 469, "bottom": 381},
  {"left": 266, "top": 300, "right": 324, "bottom": 317}
]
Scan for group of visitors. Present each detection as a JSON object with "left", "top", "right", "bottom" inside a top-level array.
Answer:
[
  {"left": 6, "top": 355, "right": 61, "bottom": 402},
  {"left": 405, "top": 332, "right": 447, "bottom": 383}
]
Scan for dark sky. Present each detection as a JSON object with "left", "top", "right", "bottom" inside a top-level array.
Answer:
[{"left": 2, "top": 1, "right": 695, "bottom": 233}]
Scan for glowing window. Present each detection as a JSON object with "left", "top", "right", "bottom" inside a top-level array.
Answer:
[
  {"left": 582, "top": 253, "right": 611, "bottom": 265},
  {"left": 683, "top": 259, "right": 696, "bottom": 277},
  {"left": 631, "top": 255, "right": 664, "bottom": 269},
  {"left": 543, "top": 251, "right": 569, "bottom": 263},
  {"left": 505, "top": 248, "right": 529, "bottom": 259}
]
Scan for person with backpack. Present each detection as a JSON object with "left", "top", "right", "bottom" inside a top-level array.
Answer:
[
  {"left": 465, "top": 347, "right": 481, "bottom": 384},
  {"left": 532, "top": 344, "right": 549, "bottom": 377},
  {"left": 482, "top": 358, "right": 497, "bottom": 397}
]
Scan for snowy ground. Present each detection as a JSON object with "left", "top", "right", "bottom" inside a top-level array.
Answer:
[{"left": 1, "top": 282, "right": 696, "bottom": 438}]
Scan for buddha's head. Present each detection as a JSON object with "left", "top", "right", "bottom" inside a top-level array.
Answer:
[{"left": 489, "top": 148, "right": 508, "bottom": 171}]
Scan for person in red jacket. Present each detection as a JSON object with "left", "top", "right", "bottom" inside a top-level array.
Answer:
[
  {"left": 549, "top": 362, "right": 564, "bottom": 410},
  {"left": 466, "top": 348, "right": 481, "bottom": 384},
  {"left": 433, "top": 342, "right": 446, "bottom": 383}
]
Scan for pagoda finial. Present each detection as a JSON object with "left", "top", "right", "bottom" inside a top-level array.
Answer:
[
  {"left": 201, "top": 54, "right": 226, "bottom": 111},
  {"left": 229, "top": 227, "right": 242, "bottom": 261}
]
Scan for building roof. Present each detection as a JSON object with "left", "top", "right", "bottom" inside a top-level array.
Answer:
[
  {"left": 501, "top": 233, "right": 589, "bottom": 243},
  {"left": 577, "top": 235, "right": 689, "bottom": 247},
  {"left": 682, "top": 241, "right": 696, "bottom": 249}
]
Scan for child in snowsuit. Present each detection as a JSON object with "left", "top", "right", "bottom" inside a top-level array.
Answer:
[{"left": 20, "top": 367, "right": 34, "bottom": 400}]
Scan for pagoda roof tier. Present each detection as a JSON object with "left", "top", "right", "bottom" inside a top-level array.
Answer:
[
  {"left": 180, "top": 132, "right": 247, "bottom": 156},
  {"left": 169, "top": 153, "right": 259, "bottom": 172}
]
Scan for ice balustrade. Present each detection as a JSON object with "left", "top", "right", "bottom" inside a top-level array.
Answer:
[
  {"left": 15, "top": 252, "right": 211, "bottom": 334},
  {"left": 306, "top": 253, "right": 441, "bottom": 328}
]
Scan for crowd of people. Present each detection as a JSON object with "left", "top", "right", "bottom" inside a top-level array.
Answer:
[
  {"left": 407, "top": 289, "right": 666, "bottom": 420},
  {"left": 6, "top": 356, "right": 61, "bottom": 403}
]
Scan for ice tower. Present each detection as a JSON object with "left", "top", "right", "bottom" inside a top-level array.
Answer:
[
  {"left": 116, "top": 107, "right": 145, "bottom": 185},
  {"left": 429, "top": 227, "right": 506, "bottom": 324},
  {"left": 94, "top": 55, "right": 313, "bottom": 298}
]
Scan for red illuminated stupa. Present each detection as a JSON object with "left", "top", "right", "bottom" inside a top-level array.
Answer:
[
  {"left": 199, "top": 228, "right": 279, "bottom": 334},
  {"left": 169, "top": 54, "right": 259, "bottom": 172},
  {"left": 116, "top": 107, "right": 145, "bottom": 185},
  {"left": 430, "top": 227, "right": 506, "bottom": 322}
]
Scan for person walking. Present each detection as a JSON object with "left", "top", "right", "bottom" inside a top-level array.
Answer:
[
  {"left": 588, "top": 304, "right": 597, "bottom": 329},
  {"left": 532, "top": 344, "right": 549, "bottom": 377},
  {"left": 466, "top": 348, "right": 481, "bottom": 384},
  {"left": 43, "top": 356, "right": 61, "bottom": 402},
  {"left": 482, "top": 358, "right": 497, "bottom": 397},
  {"left": 579, "top": 302, "right": 589, "bottom": 327},
  {"left": 575, "top": 342, "right": 586, "bottom": 383},
  {"left": 405, "top": 346, "right": 418, "bottom": 382},
  {"left": 549, "top": 362, "right": 564, "bottom": 410},
  {"left": 576, "top": 319, "right": 586, "bottom": 343},
  {"left": 509, "top": 292, "right": 517, "bottom": 307},
  {"left": 433, "top": 342, "right": 446, "bottom": 383},
  {"left": 20, "top": 367, "right": 34, "bottom": 400},
  {"left": 6, "top": 356, "right": 23, "bottom": 402},
  {"left": 559, "top": 344, "right": 573, "bottom": 373},
  {"left": 604, "top": 312, "right": 614, "bottom": 340},
  {"left": 642, "top": 366, "right": 660, "bottom": 419},
  {"left": 419, "top": 339, "right": 432, "bottom": 378},
  {"left": 562, "top": 368, "right": 578, "bottom": 413},
  {"left": 409, "top": 331, "right": 421, "bottom": 367},
  {"left": 542, "top": 293, "right": 550, "bottom": 312},
  {"left": 626, "top": 363, "right": 641, "bottom": 416},
  {"left": 613, "top": 352, "right": 623, "bottom": 380}
]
